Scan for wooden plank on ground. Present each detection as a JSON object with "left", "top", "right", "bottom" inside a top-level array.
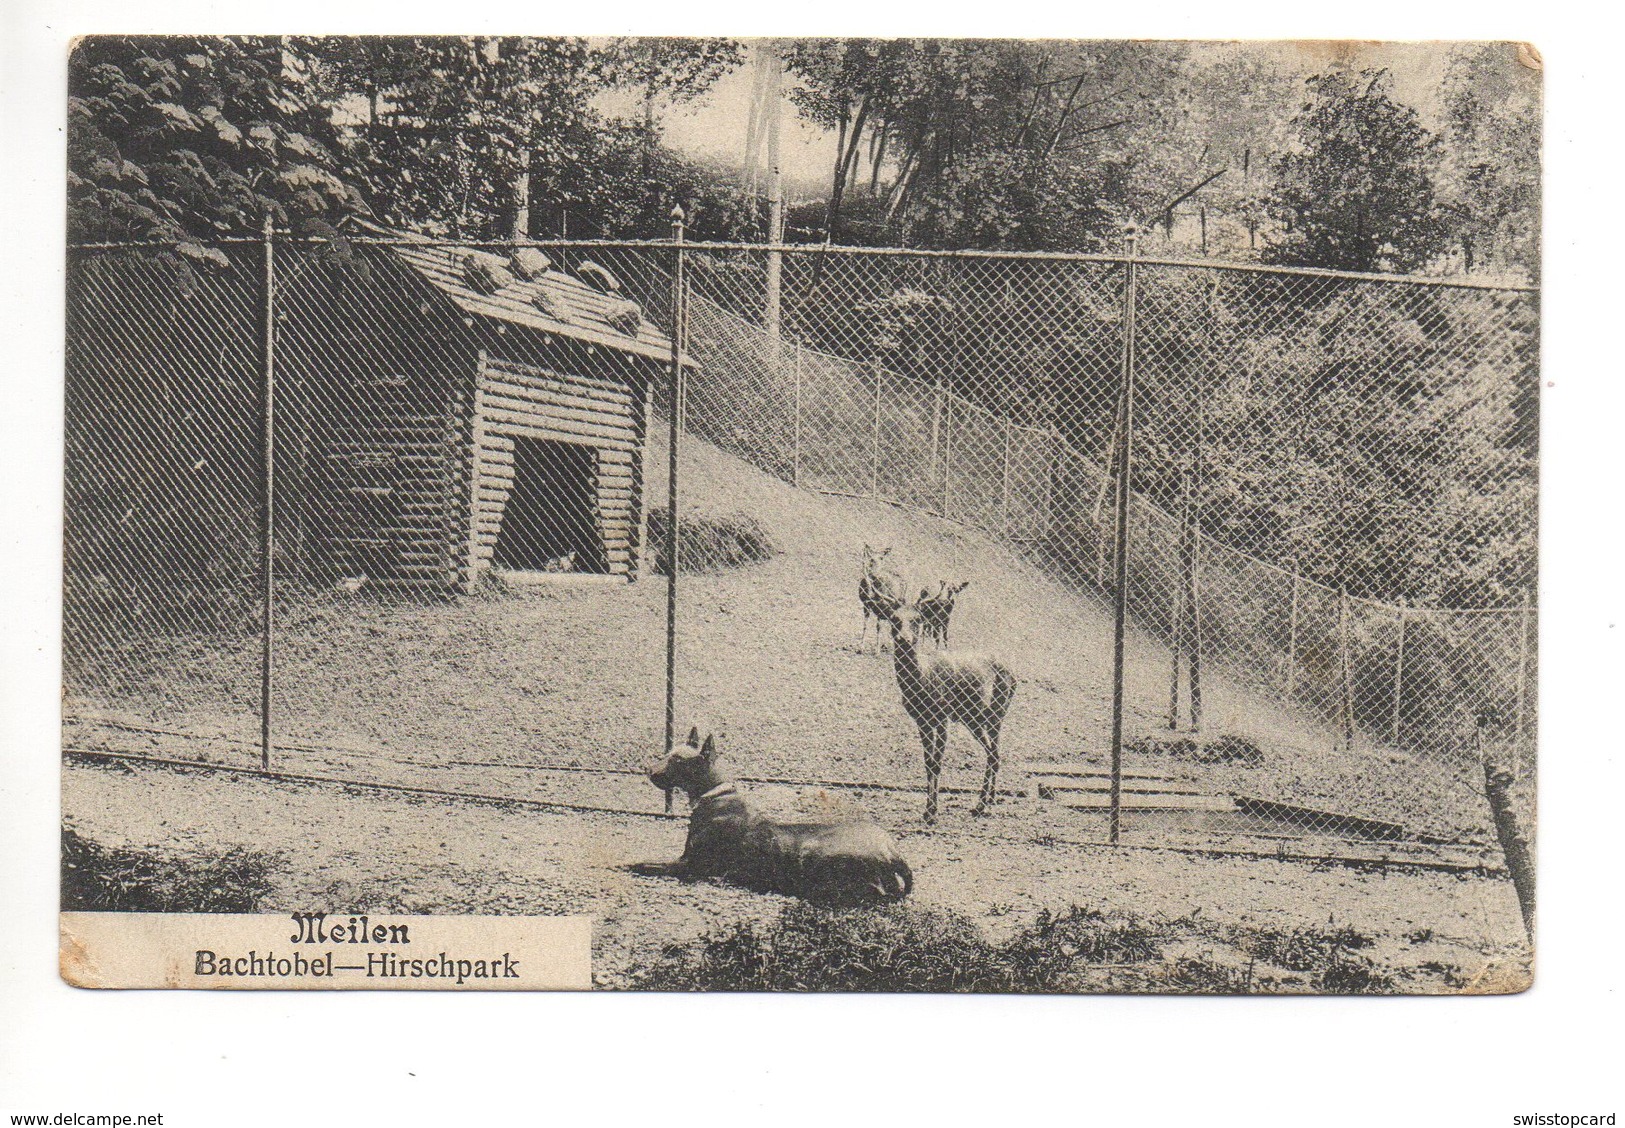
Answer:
[
  {"left": 1027, "top": 763, "right": 1179, "bottom": 782},
  {"left": 1036, "top": 780, "right": 1212, "bottom": 799},
  {"left": 1056, "top": 793, "right": 1239, "bottom": 813}
]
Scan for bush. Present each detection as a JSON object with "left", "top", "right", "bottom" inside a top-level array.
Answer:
[
  {"left": 61, "top": 826, "right": 281, "bottom": 912},
  {"left": 1238, "top": 924, "right": 1374, "bottom": 972},
  {"left": 628, "top": 900, "right": 1417, "bottom": 994},
  {"left": 631, "top": 901, "right": 1163, "bottom": 993},
  {"left": 646, "top": 508, "right": 775, "bottom": 575}
]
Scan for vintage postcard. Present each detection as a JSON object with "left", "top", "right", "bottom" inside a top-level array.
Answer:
[{"left": 61, "top": 36, "right": 1538, "bottom": 993}]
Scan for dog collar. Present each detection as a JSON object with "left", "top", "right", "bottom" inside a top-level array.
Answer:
[{"left": 696, "top": 782, "right": 736, "bottom": 802}]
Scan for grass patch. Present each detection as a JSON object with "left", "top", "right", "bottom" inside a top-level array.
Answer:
[
  {"left": 629, "top": 901, "right": 1419, "bottom": 994},
  {"left": 1315, "top": 953, "right": 1395, "bottom": 994},
  {"left": 1162, "top": 955, "right": 1254, "bottom": 994},
  {"left": 1236, "top": 924, "right": 1374, "bottom": 972},
  {"left": 630, "top": 901, "right": 1164, "bottom": 993},
  {"left": 647, "top": 508, "right": 775, "bottom": 575},
  {"left": 61, "top": 825, "right": 281, "bottom": 912}
]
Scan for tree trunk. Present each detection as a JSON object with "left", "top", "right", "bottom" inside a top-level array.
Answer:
[
  {"left": 827, "top": 94, "right": 870, "bottom": 243},
  {"left": 1044, "top": 74, "right": 1088, "bottom": 158}
]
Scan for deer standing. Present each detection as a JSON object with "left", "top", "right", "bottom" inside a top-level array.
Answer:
[
  {"left": 916, "top": 580, "right": 969, "bottom": 649},
  {"left": 858, "top": 545, "right": 906, "bottom": 653},
  {"left": 887, "top": 603, "right": 1016, "bottom": 823}
]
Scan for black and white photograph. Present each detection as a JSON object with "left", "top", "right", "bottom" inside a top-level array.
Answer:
[{"left": 51, "top": 34, "right": 1545, "bottom": 996}]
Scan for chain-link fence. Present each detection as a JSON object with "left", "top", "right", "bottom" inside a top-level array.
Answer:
[{"left": 63, "top": 229, "right": 1537, "bottom": 860}]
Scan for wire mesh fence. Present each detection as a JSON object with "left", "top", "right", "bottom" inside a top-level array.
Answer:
[{"left": 62, "top": 228, "right": 1538, "bottom": 859}]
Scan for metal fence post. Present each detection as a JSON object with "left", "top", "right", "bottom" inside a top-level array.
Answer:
[
  {"left": 260, "top": 214, "right": 276, "bottom": 772},
  {"left": 1108, "top": 226, "right": 1140, "bottom": 846},
  {"left": 870, "top": 358, "right": 882, "bottom": 499},
  {"left": 1286, "top": 570, "right": 1300, "bottom": 697},
  {"left": 1168, "top": 463, "right": 1187, "bottom": 731},
  {"left": 1188, "top": 516, "right": 1203, "bottom": 733},
  {"left": 664, "top": 206, "right": 687, "bottom": 815},
  {"left": 1513, "top": 593, "right": 1532, "bottom": 780},
  {"left": 942, "top": 394, "right": 954, "bottom": 518},
  {"left": 1338, "top": 586, "right": 1354, "bottom": 751},
  {"left": 792, "top": 341, "right": 803, "bottom": 488},
  {"left": 1391, "top": 599, "right": 1407, "bottom": 745},
  {"left": 1000, "top": 416, "right": 1013, "bottom": 536}
]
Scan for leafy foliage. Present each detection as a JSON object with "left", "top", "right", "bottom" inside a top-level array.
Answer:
[
  {"left": 646, "top": 509, "right": 776, "bottom": 575},
  {"left": 630, "top": 901, "right": 1165, "bottom": 992},
  {"left": 1435, "top": 44, "right": 1541, "bottom": 279},
  {"left": 71, "top": 36, "right": 761, "bottom": 245},
  {"left": 62, "top": 824, "right": 281, "bottom": 912},
  {"left": 627, "top": 900, "right": 1414, "bottom": 993},
  {"left": 1134, "top": 269, "right": 1536, "bottom": 605},
  {"left": 1265, "top": 70, "right": 1448, "bottom": 272},
  {"left": 781, "top": 39, "right": 1194, "bottom": 249},
  {"left": 68, "top": 36, "right": 365, "bottom": 243}
]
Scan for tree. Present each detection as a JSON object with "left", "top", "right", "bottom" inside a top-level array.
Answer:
[
  {"left": 297, "top": 36, "right": 752, "bottom": 241},
  {"left": 299, "top": 36, "right": 604, "bottom": 240},
  {"left": 68, "top": 36, "right": 366, "bottom": 246},
  {"left": 594, "top": 37, "right": 744, "bottom": 158},
  {"left": 1435, "top": 44, "right": 1541, "bottom": 280},
  {"left": 782, "top": 39, "right": 1193, "bottom": 249},
  {"left": 1264, "top": 69, "right": 1448, "bottom": 273}
]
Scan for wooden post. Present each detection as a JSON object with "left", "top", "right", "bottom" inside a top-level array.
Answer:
[
  {"left": 1108, "top": 226, "right": 1140, "bottom": 846},
  {"left": 259, "top": 214, "right": 276, "bottom": 772},
  {"left": 1391, "top": 599, "right": 1407, "bottom": 746},
  {"left": 664, "top": 207, "right": 687, "bottom": 816},
  {"left": 870, "top": 359, "right": 882, "bottom": 499},
  {"left": 762, "top": 45, "right": 784, "bottom": 338},
  {"left": 792, "top": 341, "right": 803, "bottom": 488},
  {"left": 1286, "top": 570, "right": 1300, "bottom": 697},
  {"left": 1338, "top": 587, "right": 1354, "bottom": 752},
  {"left": 1479, "top": 721, "right": 1535, "bottom": 939}
]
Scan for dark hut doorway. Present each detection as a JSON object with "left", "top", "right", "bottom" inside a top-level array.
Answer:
[{"left": 493, "top": 438, "right": 608, "bottom": 574}]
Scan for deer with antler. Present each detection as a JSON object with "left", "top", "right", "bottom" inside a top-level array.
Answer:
[
  {"left": 887, "top": 601, "right": 1017, "bottom": 824},
  {"left": 916, "top": 580, "right": 970, "bottom": 649}
]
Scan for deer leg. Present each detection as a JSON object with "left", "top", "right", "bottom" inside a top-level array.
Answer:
[
  {"left": 919, "top": 722, "right": 945, "bottom": 824},
  {"left": 972, "top": 723, "right": 1001, "bottom": 817}
]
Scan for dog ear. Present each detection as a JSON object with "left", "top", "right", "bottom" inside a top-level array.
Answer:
[
  {"left": 918, "top": 588, "right": 930, "bottom": 602},
  {"left": 953, "top": 580, "right": 970, "bottom": 594},
  {"left": 686, "top": 726, "right": 700, "bottom": 747},
  {"left": 700, "top": 733, "right": 717, "bottom": 760}
]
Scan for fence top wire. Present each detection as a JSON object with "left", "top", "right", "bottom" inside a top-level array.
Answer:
[{"left": 68, "top": 235, "right": 1540, "bottom": 294}]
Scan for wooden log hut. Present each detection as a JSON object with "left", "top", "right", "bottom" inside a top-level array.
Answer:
[
  {"left": 66, "top": 228, "right": 687, "bottom": 596},
  {"left": 270, "top": 228, "right": 686, "bottom": 591}
]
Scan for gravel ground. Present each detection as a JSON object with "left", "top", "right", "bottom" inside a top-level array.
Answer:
[{"left": 63, "top": 758, "right": 1529, "bottom": 992}]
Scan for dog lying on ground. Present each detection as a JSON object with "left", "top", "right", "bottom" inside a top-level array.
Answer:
[{"left": 632, "top": 728, "right": 913, "bottom": 902}]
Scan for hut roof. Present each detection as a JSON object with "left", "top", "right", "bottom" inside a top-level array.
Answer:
[{"left": 355, "top": 223, "right": 687, "bottom": 366}]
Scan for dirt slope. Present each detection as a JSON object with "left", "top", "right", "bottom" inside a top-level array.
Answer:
[{"left": 66, "top": 424, "right": 1488, "bottom": 839}]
